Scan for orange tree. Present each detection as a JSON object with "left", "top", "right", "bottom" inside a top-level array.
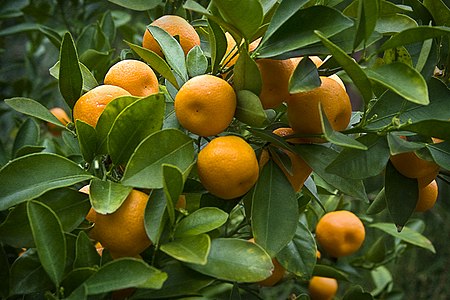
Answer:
[{"left": 1, "top": 0, "right": 450, "bottom": 299}]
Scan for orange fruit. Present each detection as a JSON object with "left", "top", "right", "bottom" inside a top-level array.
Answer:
[
  {"left": 256, "top": 58, "right": 295, "bottom": 109},
  {"left": 287, "top": 76, "right": 352, "bottom": 140},
  {"left": 223, "top": 33, "right": 261, "bottom": 69},
  {"left": 328, "top": 74, "right": 346, "bottom": 91},
  {"left": 174, "top": 74, "right": 236, "bottom": 136},
  {"left": 47, "top": 107, "right": 71, "bottom": 135},
  {"left": 73, "top": 85, "right": 131, "bottom": 128},
  {"left": 415, "top": 179, "right": 438, "bottom": 212},
  {"left": 272, "top": 128, "right": 312, "bottom": 192},
  {"left": 142, "top": 15, "right": 200, "bottom": 57},
  {"left": 248, "top": 238, "right": 285, "bottom": 286},
  {"left": 308, "top": 276, "right": 338, "bottom": 300},
  {"left": 390, "top": 151, "right": 440, "bottom": 180},
  {"left": 104, "top": 59, "right": 159, "bottom": 97},
  {"left": 90, "top": 189, "right": 151, "bottom": 258},
  {"left": 197, "top": 135, "right": 259, "bottom": 199},
  {"left": 315, "top": 210, "right": 365, "bottom": 258}
]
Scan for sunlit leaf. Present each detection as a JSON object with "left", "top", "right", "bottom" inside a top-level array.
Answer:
[
  {"left": 161, "top": 234, "right": 211, "bottom": 265},
  {"left": 174, "top": 207, "right": 228, "bottom": 238},
  {"left": 89, "top": 178, "right": 132, "bottom": 214}
]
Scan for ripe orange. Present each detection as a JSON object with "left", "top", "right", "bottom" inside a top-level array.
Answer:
[
  {"left": 89, "top": 189, "right": 151, "bottom": 258},
  {"left": 287, "top": 76, "right": 352, "bottom": 140},
  {"left": 142, "top": 15, "right": 200, "bottom": 57},
  {"left": 174, "top": 74, "right": 236, "bottom": 136},
  {"left": 73, "top": 85, "right": 131, "bottom": 128},
  {"left": 104, "top": 59, "right": 159, "bottom": 97},
  {"left": 308, "top": 276, "right": 338, "bottom": 300},
  {"left": 197, "top": 135, "right": 259, "bottom": 199},
  {"left": 415, "top": 179, "right": 438, "bottom": 212},
  {"left": 315, "top": 210, "right": 365, "bottom": 258},
  {"left": 328, "top": 74, "right": 346, "bottom": 91},
  {"left": 390, "top": 151, "right": 440, "bottom": 181},
  {"left": 272, "top": 128, "right": 312, "bottom": 192},
  {"left": 47, "top": 107, "right": 71, "bottom": 135},
  {"left": 256, "top": 58, "right": 295, "bottom": 109}
]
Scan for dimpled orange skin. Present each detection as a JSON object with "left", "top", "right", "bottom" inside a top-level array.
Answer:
[
  {"left": 104, "top": 60, "right": 159, "bottom": 97},
  {"left": 256, "top": 58, "right": 295, "bottom": 109},
  {"left": 174, "top": 74, "right": 236, "bottom": 137},
  {"left": 272, "top": 128, "right": 312, "bottom": 192},
  {"left": 142, "top": 15, "right": 200, "bottom": 57},
  {"left": 287, "top": 76, "right": 352, "bottom": 137},
  {"left": 308, "top": 276, "right": 338, "bottom": 300},
  {"left": 390, "top": 151, "right": 440, "bottom": 180},
  {"left": 416, "top": 179, "right": 439, "bottom": 212},
  {"left": 315, "top": 210, "right": 365, "bottom": 258},
  {"left": 89, "top": 189, "right": 151, "bottom": 258},
  {"left": 73, "top": 85, "right": 131, "bottom": 128},
  {"left": 197, "top": 136, "right": 259, "bottom": 199}
]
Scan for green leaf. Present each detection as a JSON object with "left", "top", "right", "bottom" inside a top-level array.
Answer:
[
  {"left": 378, "top": 26, "right": 450, "bottom": 53},
  {"left": 367, "top": 188, "right": 387, "bottom": 215},
  {"left": 353, "top": 0, "right": 379, "bottom": 49},
  {"left": 313, "top": 264, "right": 349, "bottom": 281},
  {"left": 62, "top": 268, "right": 96, "bottom": 298},
  {"left": 5, "top": 98, "right": 66, "bottom": 127},
  {"left": 13, "top": 118, "right": 40, "bottom": 158},
  {"left": 174, "top": 207, "right": 228, "bottom": 238},
  {"left": 59, "top": 32, "right": 83, "bottom": 109},
  {"left": 387, "top": 133, "right": 425, "bottom": 155},
  {"left": 427, "top": 141, "right": 450, "bottom": 171},
  {"left": 9, "top": 249, "right": 53, "bottom": 295},
  {"left": 403, "top": 120, "right": 450, "bottom": 141},
  {"left": 81, "top": 258, "right": 167, "bottom": 294},
  {"left": 252, "top": 160, "right": 298, "bottom": 257},
  {"left": 315, "top": 31, "right": 373, "bottom": 105},
  {"left": 375, "top": 14, "right": 418, "bottom": 34},
  {"left": 162, "top": 164, "right": 184, "bottom": 225},
  {"left": 370, "top": 223, "right": 435, "bottom": 253},
  {"left": 257, "top": 6, "right": 354, "bottom": 58},
  {"left": 235, "top": 90, "right": 267, "bottom": 127},
  {"left": 126, "top": 41, "right": 179, "bottom": 89},
  {"left": 73, "top": 231, "right": 101, "bottom": 269},
  {"left": 423, "top": 0, "right": 450, "bottom": 26},
  {"left": 288, "top": 56, "right": 320, "bottom": 93},
  {"left": 214, "top": 0, "right": 263, "bottom": 40},
  {"left": 75, "top": 120, "right": 97, "bottom": 163},
  {"left": 27, "top": 200, "right": 66, "bottom": 286},
  {"left": 107, "top": 94, "right": 165, "bottom": 164},
  {"left": 121, "top": 129, "right": 195, "bottom": 189},
  {"left": 0, "top": 246, "right": 9, "bottom": 298},
  {"left": 383, "top": 46, "right": 413, "bottom": 67},
  {"left": 343, "top": 285, "right": 374, "bottom": 300},
  {"left": 208, "top": 19, "right": 228, "bottom": 75},
  {"left": 326, "top": 134, "right": 390, "bottom": 179},
  {"left": 108, "top": 0, "right": 161, "bottom": 11},
  {"left": 89, "top": 178, "right": 132, "bottom": 214},
  {"left": 233, "top": 47, "right": 262, "bottom": 95},
  {"left": 161, "top": 234, "right": 211, "bottom": 265},
  {"left": 49, "top": 61, "right": 98, "bottom": 92},
  {"left": 384, "top": 161, "right": 418, "bottom": 229},
  {"left": 147, "top": 25, "right": 188, "bottom": 82},
  {"left": 187, "top": 238, "right": 273, "bottom": 282},
  {"left": 186, "top": 45, "right": 208, "bottom": 77},
  {"left": 144, "top": 189, "right": 168, "bottom": 246},
  {"left": 294, "top": 144, "right": 368, "bottom": 201},
  {"left": 277, "top": 220, "right": 317, "bottom": 280},
  {"left": 0, "top": 203, "right": 34, "bottom": 248},
  {"left": 0, "top": 153, "right": 93, "bottom": 211},
  {"left": 319, "top": 104, "right": 368, "bottom": 150},
  {"left": 365, "top": 62, "right": 429, "bottom": 105}
]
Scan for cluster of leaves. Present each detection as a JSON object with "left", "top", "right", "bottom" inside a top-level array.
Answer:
[{"left": 1, "top": 0, "right": 450, "bottom": 299}]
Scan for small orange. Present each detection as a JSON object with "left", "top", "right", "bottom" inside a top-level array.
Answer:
[
  {"left": 73, "top": 85, "right": 131, "bottom": 128},
  {"left": 272, "top": 128, "right": 312, "bottom": 192},
  {"left": 47, "top": 107, "right": 71, "bottom": 135},
  {"left": 197, "top": 135, "right": 259, "bottom": 199},
  {"left": 308, "top": 276, "right": 338, "bottom": 300},
  {"left": 142, "top": 15, "right": 200, "bottom": 57},
  {"left": 104, "top": 60, "right": 159, "bottom": 97},
  {"left": 90, "top": 189, "right": 151, "bottom": 258},
  {"left": 390, "top": 151, "right": 440, "bottom": 180},
  {"left": 315, "top": 210, "right": 365, "bottom": 258},
  {"left": 176, "top": 195, "right": 187, "bottom": 210},
  {"left": 287, "top": 76, "right": 352, "bottom": 140},
  {"left": 256, "top": 58, "right": 296, "bottom": 109},
  {"left": 415, "top": 179, "right": 438, "bottom": 212},
  {"left": 174, "top": 74, "right": 236, "bottom": 136}
]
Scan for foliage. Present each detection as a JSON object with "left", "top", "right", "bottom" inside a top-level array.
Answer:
[{"left": 1, "top": 0, "right": 450, "bottom": 299}]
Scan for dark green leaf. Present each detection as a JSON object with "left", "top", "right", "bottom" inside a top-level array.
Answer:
[
  {"left": 75, "top": 120, "right": 97, "bottom": 163},
  {"left": 144, "top": 189, "right": 168, "bottom": 246},
  {"left": 365, "top": 236, "right": 386, "bottom": 264},
  {"left": 384, "top": 161, "right": 418, "bottom": 229},
  {"left": 101, "top": 11, "right": 116, "bottom": 45},
  {"left": 235, "top": 90, "right": 267, "bottom": 127},
  {"left": 370, "top": 223, "right": 435, "bottom": 253},
  {"left": 89, "top": 178, "right": 132, "bottom": 214},
  {"left": 62, "top": 268, "right": 96, "bottom": 298},
  {"left": 288, "top": 56, "right": 320, "bottom": 93},
  {"left": 367, "top": 188, "right": 387, "bottom": 215},
  {"left": 122, "top": 129, "right": 195, "bottom": 189},
  {"left": 403, "top": 120, "right": 450, "bottom": 141},
  {"left": 108, "top": 0, "right": 161, "bottom": 11},
  {"left": 59, "top": 32, "right": 83, "bottom": 109},
  {"left": 343, "top": 285, "right": 374, "bottom": 300},
  {"left": 423, "top": 0, "right": 450, "bottom": 26},
  {"left": 208, "top": 19, "right": 228, "bottom": 75},
  {"left": 427, "top": 141, "right": 450, "bottom": 170},
  {"left": 187, "top": 238, "right": 273, "bottom": 282},
  {"left": 277, "top": 220, "right": 316, "bottom": 280},
  {"left": 251, "top": 160, "right": 298, "bottom": 257},
  {"left": 108, "top": 94, "right": 165, "bottom": 164},
  {"left": 234, "top": 47, "right": 262, "bottom": 95},
  {"left": 12, "top": 118, "right": 40, "bottom": 158},
  {"left": 186, "top": 46, "right": 208, "bottom": 77},
  {"left": 161, "top": 234, "right": 211, "bottom": 265},
  {"left": 174, "top": 207, "right": 228, "bottom": 238},
  {"left": 27, "top": 200, "right": 66, "bottom": 286},
  {"left": 353, "top": 0, "right": 379, "bottom": 49},
  {"left": 0, "top": 203, "right": 34, "bottom": 248},
  {"left": 0, "top": 153, "right": 93, "bottom": 211},
  {"left": 0, "top": 246, "right": 9, "bottom": 298},
  {"left": 387, "top": 133, "right": 425, "bottom": 155},
  {"left": 313, "top": 264, "right": 349, "bottom": 281},
  {"left": 73, "top": 231, "right": 101, "bottom": 269},
  {"left": 49, "top": 61, "right": 98, "bottom": 92},
  {"left": 375, "top": 14, "right": 418, "bottom": 35},
  {"left": 5, "top": 98, "right": 65, "bottom": 127},
  {"left": 162, "top": 164, "right": 184, "bottom": 225}
]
